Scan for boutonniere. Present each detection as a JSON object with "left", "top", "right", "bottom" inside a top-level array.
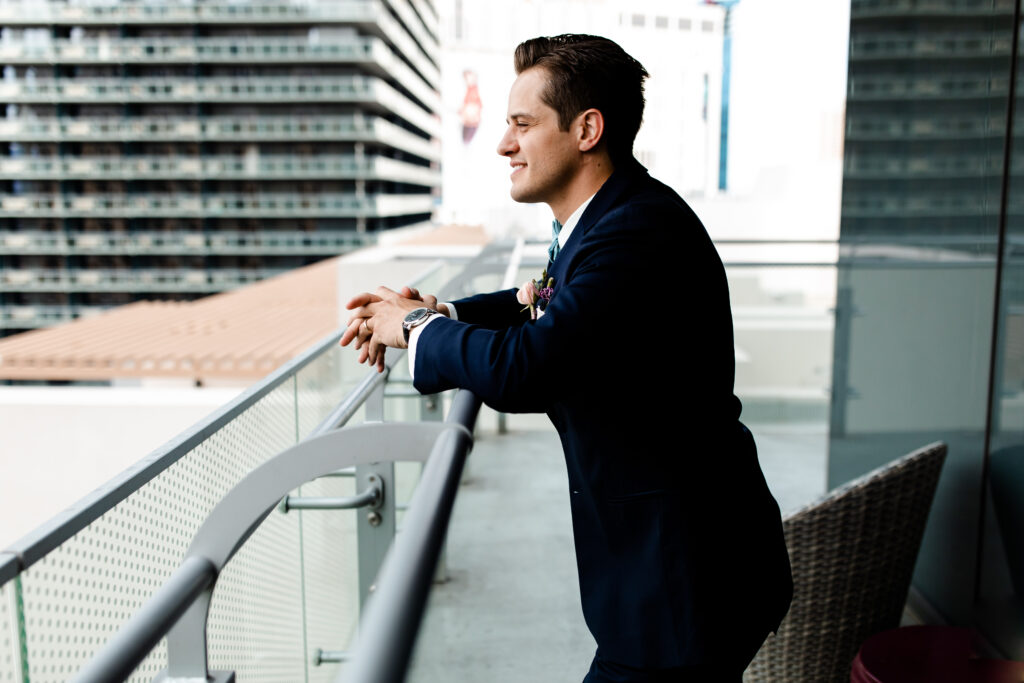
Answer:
[{"left": 517, "top": 268, "right": 555, "bottom": 320}]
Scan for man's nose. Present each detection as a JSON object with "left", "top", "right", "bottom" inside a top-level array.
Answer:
[{"left": 496, "top": 127, "right": 516, "bottom": 156}]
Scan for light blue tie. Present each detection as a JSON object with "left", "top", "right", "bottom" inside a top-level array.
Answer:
[{"left": 548, "top": 219, "right": 562, "bottom": 263}]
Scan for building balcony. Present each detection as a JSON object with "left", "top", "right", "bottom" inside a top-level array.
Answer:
[
  {"left": 383, "top": 0, "right": 438, "bottom": 65},
  {"left": 0, "top": 155, "right": 440, "bottom": 186},
  {"left": 0, "top": 193, "right": 435, "bottom": 219},
  {"left": 0, "top": 0, "right": 440, "bottom": 86},
  {"left": 848, "top": 74, "right": 1010, "bottom": 101},
  {"left": 841, "top": 193, "right": 1022, "bottom": 218},
  {"left": 0, "top": 115, "right": 440, "bottom": 161},
  {"left": 845, "top": 113, "right": 1019, "bottom": 141},
  {"left": 0, "top": 230, "right": 374, "bottom": 257},
  {"left": 0, "top": 267, "right": 293, "bottom": 292},
  {"left": 843, "top": 154, "right": 1017, "bottom": 179},
  {"left": 850, "top": 0, "right": 1016, "bottom": 19},
  {"left": 0, "top": 304, "right": 107, "bottom": 329},
  {"left": 0, "top": 75, "right": 439, "bottom": 138},
  {"left": 0, "top": 36, "right": 438, "bottom": 109},
  {"left": 849, "top": 33, "right": 1013, "bottom": 60}
]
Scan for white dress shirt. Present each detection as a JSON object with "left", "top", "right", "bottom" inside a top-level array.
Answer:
[{"left": 408, "top": 193, "right": 596, "bottom": 379}]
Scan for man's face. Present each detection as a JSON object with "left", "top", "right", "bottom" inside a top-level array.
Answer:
[{"left": 497, "top": 67, "right": 580, "bottom": 207}]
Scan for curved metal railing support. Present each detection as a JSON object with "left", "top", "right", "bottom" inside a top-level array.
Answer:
[{"left": 72, "top": 420, "right": 468, "bottom": 683}]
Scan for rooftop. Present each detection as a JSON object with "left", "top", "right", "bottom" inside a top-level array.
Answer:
[{"left": 0, "top": 224, "right": 490, "bottom": 382}]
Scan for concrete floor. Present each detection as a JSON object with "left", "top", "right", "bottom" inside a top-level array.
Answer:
[{"left": 406, "top": 412, "right": 828, "bottom": 682}]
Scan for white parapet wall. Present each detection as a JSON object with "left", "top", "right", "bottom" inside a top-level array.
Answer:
[{"left": 0, "top": 383, "right": 244, "bottom": 549}]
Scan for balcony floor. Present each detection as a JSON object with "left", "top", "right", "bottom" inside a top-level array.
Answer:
[{"left": 405, "top": 412, "right": 827, "bottom": 682}]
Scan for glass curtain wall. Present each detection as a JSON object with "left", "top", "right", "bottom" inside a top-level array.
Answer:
[
  {"left": 830, "top": 0, "right": 1023, "bottom": 657},
  {"left": 981, "top": 0, "right": 1024, "bottom": 658}
]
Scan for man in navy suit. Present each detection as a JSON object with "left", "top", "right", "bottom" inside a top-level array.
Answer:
[{"left": 342, "top": 34, "right": 792, "bottom": 682}]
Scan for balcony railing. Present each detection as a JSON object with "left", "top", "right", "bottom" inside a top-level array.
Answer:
[
  {"left": 0, "top": 155, "right": 440, "bottom": 185},
  {"left": 2, "top": 34, "right": 380, "bottom": 64},
  {"left": 845, "top": 113, "right": 1019, "bottom": 141},
  {"left": 0, "top": 193, "right": 435, "bottom": 219},
  {"left": 848, "top": 74, "right": 1010, "bottom": 100},
  {"left": 842, "top": 193, "right": 1024, "bottom": 217},
  {"left": 0, "top": 76, "right": 439, "bottom": 137},
  {"left": 0, "top": 229, "right": 375, "bottom": 256},
  {"left": 0, "top": 267, "right": 292, "bottom": 292},
  {"left": 0, "top": 304, "right": 107, "bottom": 329},
  {"left": 843, "top": 154, "right": 1021, "bottom": 179},
  {"left": 850, "top": 0, "right": 1016, "bottom": 18},
  {"left": 383, "top": 0, "right": 438, "bottom": 64},
  {"left": 0, "top": 115, "right": 440, "bottom": 160},
  {"left": 0, "top": 35, "right": 439, "bottom": 109},
  {"left": 849, "top": 32, "right": 1014, "bottom": 59},
  {"left": 0, "top": 249, "right": 494, "bottom": 682},
  {"left": 0, "top": 0, "right": 440, "bottom": 86}
]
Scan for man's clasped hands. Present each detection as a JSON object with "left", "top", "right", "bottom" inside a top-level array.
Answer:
[{"left": 339, "top": 279, "right": 544, "bottom": 372}]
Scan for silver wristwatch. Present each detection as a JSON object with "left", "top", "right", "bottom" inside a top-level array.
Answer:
[{"left": 402, "top": 307, "right": 436, "bottom": 343}]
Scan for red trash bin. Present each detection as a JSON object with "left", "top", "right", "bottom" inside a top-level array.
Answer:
[
  {"left": 851, "top": 626, "right": 972, "bottom": 683},
  {"left": 851, "top": 626, "right": 1024, "bottom": 683}
]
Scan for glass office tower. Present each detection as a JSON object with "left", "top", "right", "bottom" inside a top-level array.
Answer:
[
  {"left": 0, "top": 1, "right": 440, "bottom": 336},
  {"left": 831, "top": 0, "right": 1024, "bottom": 658}
]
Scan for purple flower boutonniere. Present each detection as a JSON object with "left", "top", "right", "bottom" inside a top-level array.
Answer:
[{"left": 517, "top": 268, "right": 556, "bottom": 321}]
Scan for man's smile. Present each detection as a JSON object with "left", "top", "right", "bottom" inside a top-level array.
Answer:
[{"left": 510, "top": 160, "right": 526, "bottom": 177}]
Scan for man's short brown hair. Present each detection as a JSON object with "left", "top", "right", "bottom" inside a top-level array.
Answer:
[{"left": 514, "top": 34, "right": 649, "bottom": 164}]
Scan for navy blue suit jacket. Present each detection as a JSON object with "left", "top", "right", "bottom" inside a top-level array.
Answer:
[{"left": 413, "top": 159, "right": 792, "bottom": 668}]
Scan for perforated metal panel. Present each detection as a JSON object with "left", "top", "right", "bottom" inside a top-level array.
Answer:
[
  {"left": 1, "top": 580, "right": 21, "bottom": 683},
  {"left": 17, "top": 379, "right": 309, "bottom": 682}
]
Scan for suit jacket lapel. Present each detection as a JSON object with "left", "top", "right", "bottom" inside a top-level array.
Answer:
[{"left": 548, "top": 158, "right": 647, "bottom": 284}]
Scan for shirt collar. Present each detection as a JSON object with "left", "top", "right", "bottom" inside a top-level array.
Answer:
[{"left": 557, "top": 193, "right": 596, "bottom": 249}]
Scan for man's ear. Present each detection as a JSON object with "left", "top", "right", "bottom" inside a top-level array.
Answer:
[{"left": 576, "top": 108, "right": 605, "bottom": 152}]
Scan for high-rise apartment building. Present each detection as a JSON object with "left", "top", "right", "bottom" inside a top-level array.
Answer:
[
  {"left": 0, "top": 0, "right": 440, "bottom": 335},
  {"left": 840, "top": 0, "right": 1014, "bottom": 241}
]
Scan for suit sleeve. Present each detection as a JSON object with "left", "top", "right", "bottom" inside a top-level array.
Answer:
[
  {"left": 449, "top": 288, "right": 527, "bottom": 329},
  {"left": 413, "top": 206, "right": 664, "bottom": 413}
]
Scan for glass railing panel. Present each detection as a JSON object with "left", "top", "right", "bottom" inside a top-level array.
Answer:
[
  {"left": 297, "top": 471, "right": 359, "bottom": 683},
  {"left": 295, "top": 344, "right": 348, "bottom": 440},
  {"left": 727, "top": 264, "right": 836, "bottom": 421},
  {"left": 293, "top": 344, "right": 363, "bottom": 682},
  {"left": 15, "top": 377, "right": 306, "bottom": 681},
  {"left": 724, "top": 258, "right": 836, "bottom": 514}
]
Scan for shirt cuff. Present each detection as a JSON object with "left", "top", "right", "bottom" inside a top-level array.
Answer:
[
  {"left": 442, "top": 302, "right": 458, "bottom": 321},
  {"left": 407, "top": 314, "right": 445, "bottom": 381}
]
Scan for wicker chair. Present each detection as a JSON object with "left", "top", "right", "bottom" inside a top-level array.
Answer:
[{"left": 744, "top": 441, "right": 947, "bottom": 683}]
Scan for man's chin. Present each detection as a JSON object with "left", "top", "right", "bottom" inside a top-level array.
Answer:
[{"left": 509, "top": 186, "right": 537, "bottom": 204}]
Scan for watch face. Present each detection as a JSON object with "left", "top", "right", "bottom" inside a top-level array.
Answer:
[{"left": 404, "top": 307, "right": 431, "bottom": 326}]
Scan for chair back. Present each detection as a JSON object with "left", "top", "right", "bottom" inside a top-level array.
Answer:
[{"left": 744, "top": 441, "right": 947, "bottom": 683}]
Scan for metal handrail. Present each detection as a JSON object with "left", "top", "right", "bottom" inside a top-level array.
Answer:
[
  {"left": 70, "top": 556, "right": 217, "bottom": 683},
  {"left": 0, "top": 261, "right": 442, "bottom": 581},
  {"left": 0, "top": 554, "right": 17, "bottom": 585},
  {"left": 343, "top": 390, "right": 482, "bottom": 683}
]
